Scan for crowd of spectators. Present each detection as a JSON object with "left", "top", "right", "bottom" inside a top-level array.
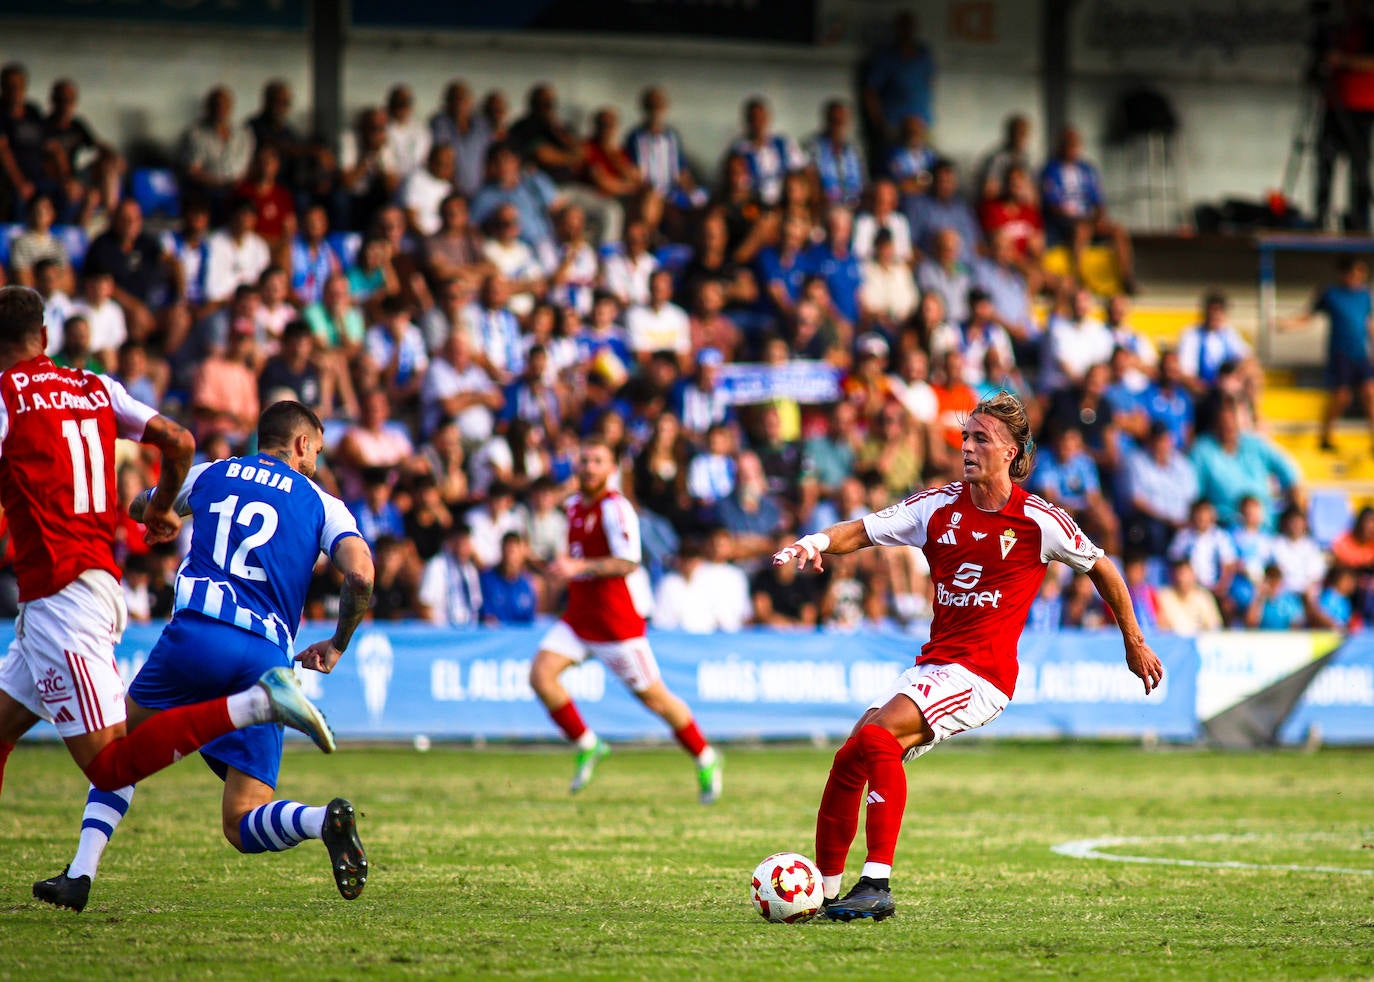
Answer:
[{"left": 0, "top": 51, "right": 1367, "bottom": 637}]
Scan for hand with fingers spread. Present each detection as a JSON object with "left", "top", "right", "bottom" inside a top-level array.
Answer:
[{"left": 772, "top": 532, "right": 831, "bottom": 573}]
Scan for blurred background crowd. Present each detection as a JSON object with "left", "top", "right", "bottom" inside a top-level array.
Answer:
[{"left": 0, "top": 7, "right": 1365, "bottom": 637}]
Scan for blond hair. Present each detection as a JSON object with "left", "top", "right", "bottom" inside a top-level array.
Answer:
[{"left": 969, "top": 390, "right": 1035, "bottom": 482}]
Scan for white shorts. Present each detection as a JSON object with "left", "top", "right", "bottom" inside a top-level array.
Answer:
[
  {"left": 538, "top": 620, "right": 661, "bottom": 693},
  {"left": 868, "top": 661, "right": 1008, "bottom": 762},
  {"left": 0, "top": 570, "right": 129, "bottom": 739}
]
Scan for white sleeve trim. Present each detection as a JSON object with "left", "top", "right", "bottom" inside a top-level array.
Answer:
[
  {"left": 862, "top": 484, "right": 960, "bottom": 549},
  {"left": 600, "top": 494, "right": 642, "bottom": 565},
  {"left": 1025, "top": 495, "right": 1103, "bottom": 573},
  {"left": 95, "top": 373, "right": 158, "bottom": 440},
  {"left": 311, "top": 479, "right": 365, "bottom": 556}
]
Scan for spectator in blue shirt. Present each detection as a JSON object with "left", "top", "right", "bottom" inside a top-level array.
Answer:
[
  {"left": 728, "top": 97, "right": 805, "bottom": 207},
  {"left": 1123, "top": 421, "right": 1198, "bottom": 558},
  {"left": 1280, "top": 257, "right": 1374, "bottom": 451},
  {"left": 1176, "top": 291, "right": 1251, "bottom": 395},
  {"left": 1032, "top": 425, "right": 1121, "bottom": 556},
  {"left": 886, "top": 115, "right": 938, "bottom": 199},
  {"left": 470, "top": 142, "right": 558, "bottom": 257},
  {"left": 349, "top": 466, "right": 406, "bottom": 546},
  {"left": 905, "top": 159, "right": 981, "bottom": 261},
  {"left": 1144, "top": 348, "right": 1195, "bottom": 448},
  {"left": 479, "top": 532, "right": 540, "bottom": 625},
  {"left": 862, "top": 10, "right": 936, "bottom": 153},
  {"left": 1244, "top": 562, "right": 1307, "bottom": 630},
  {"left": 802, "top": 207, "right": 864, "bottom": 325},
  {"left": 1191, "top": 395, "right": 1303, "bottom": 530},
  {"left": 806, "top": 100, "right": 865, "bottom": 209},
  {"left": 1041, "top": 126, "right": 1135, "bottom": 291},
  {"left": 756, "top": 214, "right": 813, "bottom": 321}
]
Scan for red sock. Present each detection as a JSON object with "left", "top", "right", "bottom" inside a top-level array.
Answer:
[
  {"left": 82, "top": 698, "right": 234, "bottom": 792},
  {"left": 857, "top": 724, "right": 908, "bottom": 866},
  {"left": 0, "top": 740, "right": 13, "bottom": 801},
  {"left": 815, "top": 736, "right": 866, "bottom": 876},
  {"left": 672, "top": 720, "right": 708, "bottom": 757},
  {"left": 549, "top": 700, "right": 588, "bottom": 742}
]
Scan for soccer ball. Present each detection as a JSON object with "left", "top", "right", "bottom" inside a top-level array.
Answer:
[{"left": 750, "top": 852, "right": 824, "bottom": 923}]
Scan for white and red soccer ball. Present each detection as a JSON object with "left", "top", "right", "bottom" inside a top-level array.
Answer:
[{"left": 750, "top": 852, "right": 824, "bottom": 923}]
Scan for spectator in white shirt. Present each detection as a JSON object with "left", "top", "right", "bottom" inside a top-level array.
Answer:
[
  {"left": 420, "top": 326, "right": 503, "bottom": 441},
  {"left": 481, "top": 204, "right": 545, "bottom": 317},
  {"left": 418, "top": 524, "right": 483, "bottom": 624},
  {"left": 206, "top": 199, "right": 272, "bottom": 303},
  {"left": 71, "top": 270, "right": 126, "bottom": 370},
  {"left": 34, "top": 257, "right": 74, "bottom": 353},
  {"left": 401, "top": 143, "right": 456, "bottom": 237},
  {"left": 384, "top": 84, "right": 432, "bottom": 180},
  {"left": 1041, "top": 286, "right": 1115, "bottom": 394},
  {"left": 363, "top": 294, "right": 430, "bottom": 404},
  {"left": 627, "top": 268, "right": 691, "bottom": 368},
  {"left": 859, "top": 228, "right": 918, "bottom": 331},
  {"left": 652, "top": 534, "right": 751, "bottom": 633},
  {"left": 600, "top": 219, "right": 659, "bottom": 308},
  {"left": 852, "top": 178, "right": 913, "bottom": 262},
  {"left": 1271, "top": 505, "right": 1328, "bottom": 596}
]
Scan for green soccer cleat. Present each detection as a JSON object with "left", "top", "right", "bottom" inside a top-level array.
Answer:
[
  {"left": 321, "top": 797, "right": 368, "bottom": 900},
  {"left": 257, "top": 667, "right": 336, "bottom": 753},
  {"left": 570, "top": 738, "right": 610, "bottom": 793},
  {"left": 697, "top": 755, "right": 724, "bottom": 805}
]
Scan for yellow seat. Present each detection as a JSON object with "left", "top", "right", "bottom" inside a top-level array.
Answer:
[{"left": 1042, "top": 244, "right": 1122, "bottom": 295}]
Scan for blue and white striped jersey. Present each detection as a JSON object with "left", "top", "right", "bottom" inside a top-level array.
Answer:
[{"left": 170, "top": 453, "right": 363, "bottom": 654}]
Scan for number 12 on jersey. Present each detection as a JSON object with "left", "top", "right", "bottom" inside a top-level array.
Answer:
[
  {"left": 62, "top": 418, "right": 107, "bottom": 515},
  {"left": 208, "top": 494, "right": 280, "bottom": 581}
]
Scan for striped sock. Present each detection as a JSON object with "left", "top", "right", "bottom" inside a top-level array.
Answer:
[
  {"left": 69, "top": 784, "right": 135, "bottom": 880},
  {"left": 237, "top": 801, "right": 327, "bottom": 854}
]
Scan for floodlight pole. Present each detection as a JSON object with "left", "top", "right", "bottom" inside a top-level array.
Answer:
[
  {"left": 312, "top": 0, "right": 347, "bottom": 150},
  {"left": 1042, "top": 0, "right": 1077, "bottom": 156}
]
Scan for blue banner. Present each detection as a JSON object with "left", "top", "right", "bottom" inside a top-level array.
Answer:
[
  {"left": 8, "top": 622, "right": 1198, "bottom": 743},
  {"left": 1278, "top": 635, "right": 1374, "bottom": 745},
  {"left": 717, "top": 361, "right": 841, "bottom": 406}
]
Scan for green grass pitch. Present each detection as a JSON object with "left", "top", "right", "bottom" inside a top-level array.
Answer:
[{"left": 2, "top": 741, "right": 1373, "bottom": 980}]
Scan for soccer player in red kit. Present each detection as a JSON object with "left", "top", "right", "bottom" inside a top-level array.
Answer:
[
  {"left": 529, "top": 438, "right": 722, "bottom": 803},
  {"left": 773, "top": 391, "right": 1164, "bottom": 920},
  {"left": 0, "top": 286, "right": 334, "bottom": 807}
]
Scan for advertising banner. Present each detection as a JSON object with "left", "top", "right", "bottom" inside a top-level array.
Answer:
[
  {"left": 1279, "top": 635, "right": 1374, "bottom": 746},
  {"left": 7, "top": 623, "right": 1200, "bottom": 743}
]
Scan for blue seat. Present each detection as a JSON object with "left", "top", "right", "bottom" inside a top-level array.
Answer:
[
  {"left": 52, "top": 224, "right": 88, "bottom": 271},
  {"left": 1308, "top": 488, "right": 1352, "bottom": 549},
  {"left": 130, "top": 167, "right": 181, "bottom": 219},
  {"left": 327, "top": 231, "right": 362, "bottom": 269},
  {"left": 0, "top": 223, "right": 23, "bottom": 270}
]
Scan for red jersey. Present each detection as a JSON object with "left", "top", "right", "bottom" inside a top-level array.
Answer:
[
  {"left": 0, "top": 356, "right": 157, "bottom": 602},
  {"left": 562, "top": 490, "right": 652, "bottom": 642},
  {"left": 863, "top": 482, "right": 1102, "bottom": 697},
  {"left": 979, "top": 198, "right": 1044, "bottom": 259}
]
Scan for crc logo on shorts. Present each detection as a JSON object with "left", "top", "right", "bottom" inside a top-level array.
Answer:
[
  {"left": 950, "top": 563, "right": 983, "bottom": 590},
  {"left": 36, "top": 668, "right": 69, "bottom": 704}
]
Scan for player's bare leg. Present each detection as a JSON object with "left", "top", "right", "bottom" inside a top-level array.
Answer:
[
  {"left": 222, "top": 768, "right": 367, "bottom": 900},
  {"left": 818, "top": 696, "right": 932, "bottom": 922},
  {"left": 635, "top": 680, "right": 722, "bottom": 805},
  {"left": 0, "top": 689, "right": 41, "bottom": 800},
  {"left": 530, "top": 649, "right": 609, "bottom": 793}
]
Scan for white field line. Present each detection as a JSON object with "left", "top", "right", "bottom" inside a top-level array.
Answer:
[{"left": 1051, "top": 833, "right": 1374, "bottom": 876}]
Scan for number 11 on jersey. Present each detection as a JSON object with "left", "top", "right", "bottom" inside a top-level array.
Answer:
[{"left": 61, "top": 418, "right": 107, "bottom": 515}]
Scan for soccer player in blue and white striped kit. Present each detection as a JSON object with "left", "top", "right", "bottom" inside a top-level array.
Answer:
[{"left": 34, "top": 400, "right": 376, "bottom": 911}]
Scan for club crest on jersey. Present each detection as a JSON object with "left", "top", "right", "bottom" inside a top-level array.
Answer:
[{"left": 999, "top": 529, "right": 1016, "bottom": 558}]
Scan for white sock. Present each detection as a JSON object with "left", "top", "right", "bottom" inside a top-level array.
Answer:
[
  {"left": 68, "top": 784, "right": 135, "bottom": 880},
  {"left": 861, "top": 862, "right": 892, "bottom": 881},
  {"left": 696, "top": 746, "right": 717, "bottom": 768},
  {"left": 823, "top": 874, "right": 844, "bottom": 900},
  {"left": 298, "top": 805, "right": 328, "bottom": 838},
  {"left": 226, "top": 686, "right": 272, "bottom": 728},
  {"left": 574, "top": 730, "right": 598, "bottom": 751}
]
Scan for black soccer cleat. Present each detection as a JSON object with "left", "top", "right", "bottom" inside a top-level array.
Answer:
[
  {"left": 822, "top": 876, "right": 895, "bottom": 922},
  {"left": 321, "top": 797, "right": 368, "bottom": 900},
  {"left": 33, "top": 866, "right": 91, "bottom": 913}
]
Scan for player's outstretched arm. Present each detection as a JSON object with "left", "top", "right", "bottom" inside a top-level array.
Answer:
[
  {"left": 297, "top": 536, "right": 375, "bottom": 675},
  {"left": 1087, "top": 556, "right": 1165, "bottom": 695},
  {"left": 135, "top": 415, "right": 195, "bottom": 545},
  {"left": 771, "top": 519, "right": 873, "bottom": 574}
]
